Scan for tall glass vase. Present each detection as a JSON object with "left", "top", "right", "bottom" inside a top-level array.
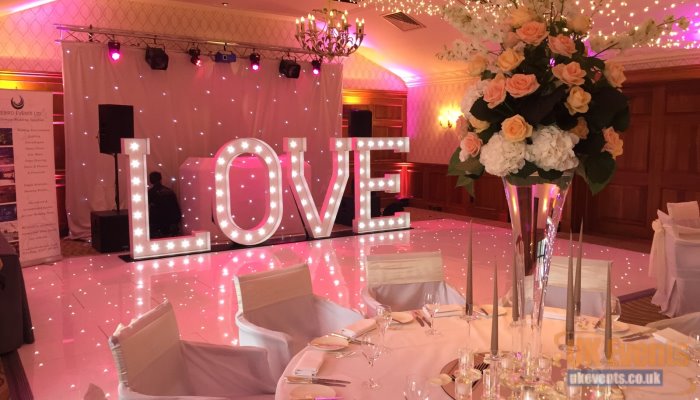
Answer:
[{"left": 503, "top": 171, "right": 573, "bottom": 361}]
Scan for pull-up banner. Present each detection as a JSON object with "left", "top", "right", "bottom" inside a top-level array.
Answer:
[{"left": 0, "top": 90, "right": 61, "bottom": 266}]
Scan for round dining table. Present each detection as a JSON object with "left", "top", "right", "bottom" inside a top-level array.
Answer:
[{"left": 275, "top": 308, "right": 697, "bottom": 399}]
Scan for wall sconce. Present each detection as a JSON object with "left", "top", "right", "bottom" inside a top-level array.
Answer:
[{"left": 438, "top": 109, "right": 462, "bottom": 129}]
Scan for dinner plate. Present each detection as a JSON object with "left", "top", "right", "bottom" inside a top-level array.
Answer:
[
  {"left": 595, "top": 320, "right": 630, "bottom": 333},
  {"left": 309, "top": 335, "right": 348, "bottom": 351},
  {"left": 479, "top": 304, "right": 507, "bottom": 317},
  {"left": 289, "top": 384, "right": 336, "bottom": 399},
  {"left": 392, "top": 311, "right": 414, "bottom": 324}
]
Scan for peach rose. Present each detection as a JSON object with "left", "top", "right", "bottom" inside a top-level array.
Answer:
[
  {"left": 465, "top": 54, "right": 489, "bottom": 77},
  {"left": 552, "top": 61, "right": 587, "bottom": 86},
  {"left": 459, "top": 132, "right": 483, "bottom": 161},
  {"left": 497, "top": 48, "right": 525, "bottom": 72},
  {"left": 516, "top": 21, "right": 548, "bottom": 45},
  {"left": 569, "top": 117, "right": 589, "bottom": 139},
  {"left": 603, "top": 127, "right": 624, "bottom": 159},
  {"left": 501, "top": 114, "right": 533, "bottom": 142},
  {"left": 548, "top": 35, "right": 577, "bottom": 58},
  {"left": 604, "top": 61, "right": 626, "bottom": 88},
  {"left": 483, "top": 73, "right": 507, "bottom": 109},
  {"left": 503, "top": 31, "right": 521, "bottom": 48},
  {"left": 456, "top": 115, "right": 468, "bottom": 133},
  {"left": 565, "top": 86, "right": 592, "bottom": 115},
  {"left": 508, "top": 7, "right": 535, "bottom": 28},
  {"left": 506, "top": 74, "right": 540, "bottom": 98},
  {"left": 567, "top": 15, "right": 591, "bottom": 34},
  {"left": 468, "top": 115, "right": 490, "bottom": 133}
]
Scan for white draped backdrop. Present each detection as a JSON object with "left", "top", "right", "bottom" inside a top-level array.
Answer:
[{"left": 61, "top": 42, "right": 343, "bottom": 238}]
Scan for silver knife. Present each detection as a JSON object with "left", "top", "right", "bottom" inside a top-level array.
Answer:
[
  {"left": 620, "top": 328, "right": 656, "bottom": 340},
  {"left": 479, "top": 307, "right": 489, "bottom": 317}
]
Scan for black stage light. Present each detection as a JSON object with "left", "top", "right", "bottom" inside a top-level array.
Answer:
[
  {"left": 249, "top": 52, "right": 261, "bottom": 71},
  {"left": 214, "top": 51, "right": 236, "bottom": 63},
  {"left": 279, "top": 59, "right": 301, "bottom": 79},
  {"left": 107, "top": 41, "right": 121, "bottom": 61},
  {"left": 145, "top": 47, "right": 169, "bottom": 70},
  {"left": 188, "top": 48, "right": 202, "bottom": 67},
  {"left": 311, "top": 58, "right": 322, "bottom": 75}
]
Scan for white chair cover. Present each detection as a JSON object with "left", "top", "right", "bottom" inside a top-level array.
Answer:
[
  {"left": 503, "top": 256, "right": 611, "bottom": 317},
  {"left": 109, "top": 301, "right": 275, "bottom": 400},
  {"left": 647, "top": 312, "right": 700, "bottom": 336},
  {"left": 361, "top": 250, "right": 465, "bottom": 316},
  {"left": 667, "top": 201, "right": 699, "bottom": 221},
  {"left": 651, "top": 210, "right": 700, "bottom": 317},
  {"left": 234, "top": 263, "right": 362, "bottom": 380}
]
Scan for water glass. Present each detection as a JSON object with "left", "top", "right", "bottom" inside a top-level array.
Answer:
[
  {"left": 376, "top": 304, "right": 392, "bottom": 338},
  {"left": 361, "top": 336, "right": 382, "bottom": 389},
  {"left": 404, "top": 374, "right": 428, "bottom": 400},
  {"left": 454, "top": 373, "right": 473, "bottom": 400},
  {"left": 482, "top": 368, "right": 499, "bottom": 399},
  {"left": 424, "top": 292, "right": 440, "bottom": 336},
  {"left": 688, "top": 330, "right": 700, "bottom": 384},
  {"left": 611, "top": 297, "right": 622, "bottom": 322},
  {"left": 536, "top": 356, "right": 552, "bottom": 383}
]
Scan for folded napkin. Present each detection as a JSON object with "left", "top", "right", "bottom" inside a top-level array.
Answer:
[
  {"left": 543, "top": 307, "right": 566, "bottom": 320},
  {"left": 293, "top": 350, "right": 324, "bottom": 377},
  {"left": 653, "top": 328, "right": 690, "bottom": 351},
  {"left": 340, "top": 318, "right": 376, "bottom": 338},
  {"left": 422, "top": 304, "right": 463, "bottom": 319}
]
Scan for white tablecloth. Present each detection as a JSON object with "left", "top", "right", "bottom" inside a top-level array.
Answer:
[{"left": 275, "top": 310, "right": 696, "bottom": 399}]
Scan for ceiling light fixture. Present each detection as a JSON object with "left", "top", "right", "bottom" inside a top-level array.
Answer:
[
  {"left": 249, "top": 52, "right": 261, "bottom": 71},
  {"left": 311, "top": 58, "right": 322, "bottom": 75},
  {"left": 107, "top": 40, "right": 121, "bottom": 61},
  {"left": 295, "top": 8, "right": 364, "bottom": 59},
  {"left": 188, "top": 48, "right": 202, "bottom": 67}
]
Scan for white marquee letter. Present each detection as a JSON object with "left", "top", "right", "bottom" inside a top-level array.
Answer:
[
  {"left": 353, "top": 138, "right": 411, "bottom": 233},
  {"left": 284, "top": 137, "right": 352, "bottom": 238},
  {"left": 124, "top": 138, "right": 211, "bottom": 260},
  {"left": 213, "top": 138, "right": 283, "bottom": 245}
]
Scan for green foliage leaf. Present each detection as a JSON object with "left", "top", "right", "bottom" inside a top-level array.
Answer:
[
  {"left": 516, "top": 85, "right": 567, "bottom": 126},
  {"left": 587, "top": 87, "right": 629, "bottom": 130},
  {"left": 584, "top": 151, "right": 616, "bottom": 194},
  {"left": 513, "top": 161, "right": 538, "bottom": 178},
  {"left": 470, "top": 98, "right": 502, "bottom": 122},
  {"left": 456, "top": 175, "right": 475, "bottom": 197},
  {"left": 573, "top": 127, "right": 605, "bottom": 155},
  {"left": 537, "top": 168, "right": 564, "bottom": 181},
  {"left": 611, "top": 105, "right": 630, "bottom": 132}
]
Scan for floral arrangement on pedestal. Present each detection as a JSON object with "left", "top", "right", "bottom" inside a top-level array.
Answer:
[{"left": 440, "top": 0, "right": 689, "bottom": 194}]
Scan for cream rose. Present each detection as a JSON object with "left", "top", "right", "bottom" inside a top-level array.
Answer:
[
  {"left": 501, "top": 114, "right": 533, "bottom": 142},
  {"left": 548, "top": 35, "right": 577, "bottom": 58},
  {"left": 483, "top": 73, "right": 507, "bottom": 109},
  {"left": 508, "top": 7, "right": 535, "bottom": 28},
  {"left": 516, "top": 21, "right": 548, "bottom": 46},
  {"left": 459, "top": 132, "right": 483, "bottom": 161},
  {"left": 506, "top": 74, "right": 540, "bottom": 98},
  {"left": 468, "top": 116, "right": 490, "bottom": 133},
  {"left": 465, "top": 54, "right": 489, "bottom": 77},
  {"left": 503, "top": 32, "right": 521, "bottom": 48},
  {"left": 569, "top": 117, "right": 589, "bottom": 139},
  {"left": 565, "top": 86, "right": 592, "bottom": 115},
  {"left": 567, "top": 15, "right": 591, "bottom": 34},
  {"left": 603, "top": 127, "right": 624, "bottom": 158},
  {"left": 604, "top": 61, "right": 626, "bottom": 88},
  {"left": 497, "top": 48, "right": 525, "bottom": 72},
  {"left": 552, "top": 62, "right": 587, "bottom": 86}
]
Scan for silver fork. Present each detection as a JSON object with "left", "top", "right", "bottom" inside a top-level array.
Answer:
[{"left": 335, "top": 350, "right": 357, "bottom": 359}]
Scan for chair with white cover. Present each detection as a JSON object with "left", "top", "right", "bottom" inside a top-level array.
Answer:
[
  {"left": 647, "top": 312, "right": 700, "bottom": 336},
  {"left": 109, "top": 301, "right": 275, "bottom": 400},
  {"left": 650, "top": 202, "right": 700, "bottom": 317},
  {"left": 360, "top": 250, "right": 465, "bottom": 316},
  {"left": 234, "top": 263, "right": 362, "bottom": 380},
  {"left": 503, "top": 256, "right": 611, "bottom": 317}
]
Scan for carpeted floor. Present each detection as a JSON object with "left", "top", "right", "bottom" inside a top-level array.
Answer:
[
  {"left": 0, "top": 351, "right": 32, "bottom": 400},
  {"left": 60, "top": 238, "right": 99, "bottom": 258}
]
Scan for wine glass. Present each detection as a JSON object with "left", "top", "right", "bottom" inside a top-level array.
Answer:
[
  {"left": 361, "top": 335, "right": 382, "bottom": 389},
  {"left": 687, "top": 331, "right": 700, "bottom": 384},
  {"left": 424, "top": 292, "right": 440, "bottom": 336},
  {"left": 375, "top": 304, "right": 392, "bottom": 353}
]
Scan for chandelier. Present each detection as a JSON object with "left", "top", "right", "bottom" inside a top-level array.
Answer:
[{"left": 295, "top": 8, "right": 365, "bottom": 60}]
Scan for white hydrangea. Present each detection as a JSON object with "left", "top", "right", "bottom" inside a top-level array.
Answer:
[
  {"left": 479, "top": 133, "right": 527, "bottom": 176},
  {"left": 525, "top": 125, "right": 580, "bottom": 171},
  {"left": 461, "top": 79, "right": 487, "bottom": 118}
]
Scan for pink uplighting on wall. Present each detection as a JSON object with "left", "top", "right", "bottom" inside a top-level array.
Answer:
[{"left": 2, "top": 0, "right": 55, "bottom": 15}]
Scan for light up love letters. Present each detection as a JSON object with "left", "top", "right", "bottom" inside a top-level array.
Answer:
[
  {"left": 124, "top": 139, "right": 211, "bottom": 259},
  {"left": 122, "top": 136, "right": 410, "bottom": 260}
]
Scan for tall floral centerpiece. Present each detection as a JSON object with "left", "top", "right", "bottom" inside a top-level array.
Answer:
[{"left": 441, "top": 0, "right": 689, "bottom": 357}]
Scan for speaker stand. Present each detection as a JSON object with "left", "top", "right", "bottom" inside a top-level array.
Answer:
[{"left": 113, "top": 153, "right": 120, "bottom": 212}]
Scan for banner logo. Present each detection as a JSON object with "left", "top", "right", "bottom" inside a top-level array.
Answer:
[{"left": 10, "top": 96, "right": 24, "bottom": 110}]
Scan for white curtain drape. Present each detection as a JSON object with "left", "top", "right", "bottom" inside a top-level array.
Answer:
[{"left": 62, "top": 42, "right": 343, "bottom": 238}]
